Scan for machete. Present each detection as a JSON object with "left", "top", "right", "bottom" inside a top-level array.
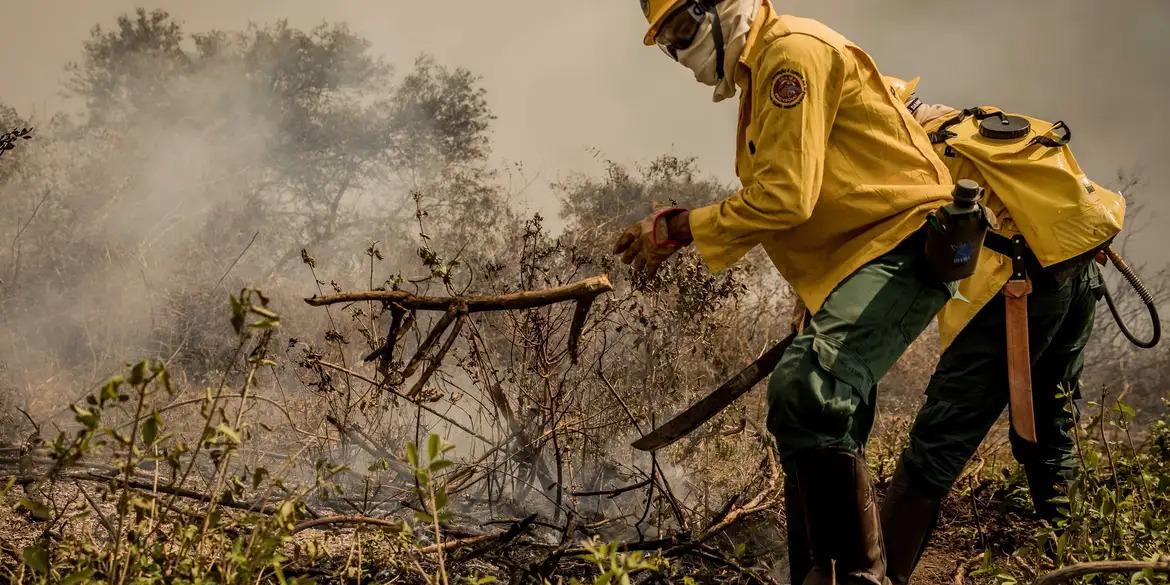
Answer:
[{"left": 631, "top": 332, "right": 796, "bottom": 451}]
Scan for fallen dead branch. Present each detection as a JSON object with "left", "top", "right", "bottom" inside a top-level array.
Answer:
[
  {"left": 400, "top": 304, "right": 464, "bottom": 380},
  {"left": 1033, "top": 557, "right": 1170, "bottom": 585},
  {"left": 406, "top": 310, "right": 465, "bottom": 397},
  {"left": 14, "top": 471, "right": 281, "bottom": 516},
  {"left": 570, "top": 477, "right": 652, "bottom": 498},
  {"left": 689, "top": 543, "right": 779, "bottom": 585},
  {"left": 308, "top": 274, "right": 611, "bottom": 389},
  {"left": 535, "top": 452, "right": 783, "bottom": 575},
  {"left": 292, "top": 514, "right": 404, "bottom": 534},
  {"left": 455, "top": 514, "right": 538, "bottom": 561},
  {"left": 534, "top": 530, "right": 777, "bottom": 585},
  {"left": 291, "top": 513, "right": 538, "bottom": 557},
  {"left": 697, "top": 445, "right": 782, "bottom": 545},
  {"left": 304, "top": 275, "right": 612, "bottom": 312},
  {"left": 324, "top": 414, "right": 414, "bottom": 481}
]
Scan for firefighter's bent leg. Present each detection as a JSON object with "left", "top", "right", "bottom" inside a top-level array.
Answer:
[
  {"left": 1012, "top": 266, "right": 1098, "bottom": 520},
  {"left": 892, "top": 264, "right": 1096, "bottom": 582},
  {"left": 767, "top": 239, "right": 952, "bottom": 585}
]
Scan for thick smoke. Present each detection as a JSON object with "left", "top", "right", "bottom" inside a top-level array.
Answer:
[{"left": 0, "top": 12, "right": 498, "bottom": 427}]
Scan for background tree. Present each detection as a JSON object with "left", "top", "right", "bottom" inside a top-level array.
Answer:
[{"left": 0, "top": 10, "right": 503, "bottom": 385}]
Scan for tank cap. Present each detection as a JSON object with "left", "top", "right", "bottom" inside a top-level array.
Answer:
[
  {"left": 979, "top": 114, "right": 1031, "bottom": 140},
  {"left": 953, "top": 179, "right": 982, "bottom": 206}
]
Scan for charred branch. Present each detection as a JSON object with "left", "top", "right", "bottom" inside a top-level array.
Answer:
[
  {"left": 304, "top": 275, "right": 612, "bottom": 313},
  {"left": 570, "top": 477, "right": 651, "bottom": 499},
  {"left": 401, "top": 305, "right": 463, "bottom": 381}
]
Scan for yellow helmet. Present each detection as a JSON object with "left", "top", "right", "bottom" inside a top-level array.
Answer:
[
  {"left": 883, "top": 76, "right": 921, "bottom": 105},
  {"left": 641, "top": 0, "right": 688, "bottom": 46}
]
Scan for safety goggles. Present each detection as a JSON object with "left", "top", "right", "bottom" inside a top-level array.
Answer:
[{"left": 655, "top": 1, "right": 711, "bottom": 57}]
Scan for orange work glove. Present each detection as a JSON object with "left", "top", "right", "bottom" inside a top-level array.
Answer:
[{"left": 613, "top": 208, "right": 692, "bottom": 277}]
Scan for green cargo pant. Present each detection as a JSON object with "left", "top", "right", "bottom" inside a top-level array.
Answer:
[
  {"left": 767, "top": 235, "right": 955, "bottom": 461},
  {"left": 900, "top": 262, "right": 1100, "bottom": 516}
]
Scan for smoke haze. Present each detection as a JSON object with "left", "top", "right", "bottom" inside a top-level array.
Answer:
[
  {"left": 1, "top": 2, "right": 1166, "bottom": 396},
  {"left": 4, "top": 1, "right": 1167, "bottom": 266}
]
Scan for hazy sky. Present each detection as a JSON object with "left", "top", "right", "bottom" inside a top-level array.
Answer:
[{"left": 3, "top": 0, "right": 1168, "bottom": 265}]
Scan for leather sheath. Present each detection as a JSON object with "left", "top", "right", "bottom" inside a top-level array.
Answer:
[{"left": 1003, "top": 277, "right": 1037, "bottom": 443}]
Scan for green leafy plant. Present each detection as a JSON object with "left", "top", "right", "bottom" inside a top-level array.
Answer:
[
  {"left": 4, "top": 291, "right": 332, "bottom": 585},
  {"left": 405, "top": 433, "right": 458, "bottom": 585},
  {"left": 570, "top": 538, "right": 667, "bottom": 585},
  {"left": 966, "top": 393, "right": 1170, "bottom": 585}
]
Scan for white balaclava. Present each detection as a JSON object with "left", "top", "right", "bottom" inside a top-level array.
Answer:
[
  {"left": 673, "top": 0, "right": 760, "bottom": 102},
  {"left": 914, "top": 102, "right": 959, "bottom": 126}
]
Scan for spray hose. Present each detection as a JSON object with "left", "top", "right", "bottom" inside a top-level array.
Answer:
[{"left": 1101, "top": 247, "right": 1162, "bottom": 349}]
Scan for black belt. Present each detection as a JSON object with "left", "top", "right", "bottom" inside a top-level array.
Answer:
[{"left": 984, "top": 232, "right": 1096, "bottom": 287}]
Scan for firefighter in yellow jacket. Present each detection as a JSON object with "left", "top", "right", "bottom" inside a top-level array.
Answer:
[
  {"left": 614, "top": 1, "right": 957, "bottom": 583},
  {"left": 878, "top": 77, "right": 1125, "bottom": 584}
]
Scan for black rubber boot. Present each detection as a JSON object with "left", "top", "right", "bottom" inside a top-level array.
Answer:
[
  {"left": 785, "top": 470, "right": 812, "bottom": 585},
  {"left": 879, "top": 463, "right": 943, "bottom": 585},
  {"left": 1023, "top": 463, "right": 1071, "bottom": 523},
  {"left": 791, "top": 449, "right": 888, "bottom": 585}
]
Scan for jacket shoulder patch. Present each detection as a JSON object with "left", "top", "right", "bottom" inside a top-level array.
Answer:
[{"left": 770, "top": 69, "right": 806, "bottom": 109}]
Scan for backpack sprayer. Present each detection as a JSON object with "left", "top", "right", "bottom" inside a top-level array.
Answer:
[
  {"left": 923, "top": 180, "right": 1163, "bottom": 350},
  {"left": 927, "top": 111, "right": 1162, "bottom": 351}
]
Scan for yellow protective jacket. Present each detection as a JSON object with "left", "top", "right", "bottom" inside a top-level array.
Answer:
[
  {"left": 928, "top": 109, "right": 1126, "bottom": 348},
  {"left": 688, "top": 2, "right": 953, "bottom": 313}
]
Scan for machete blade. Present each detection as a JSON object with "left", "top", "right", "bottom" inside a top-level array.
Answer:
[{"left": 631, "top": 333, "right": 796, "bottom": 452}]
